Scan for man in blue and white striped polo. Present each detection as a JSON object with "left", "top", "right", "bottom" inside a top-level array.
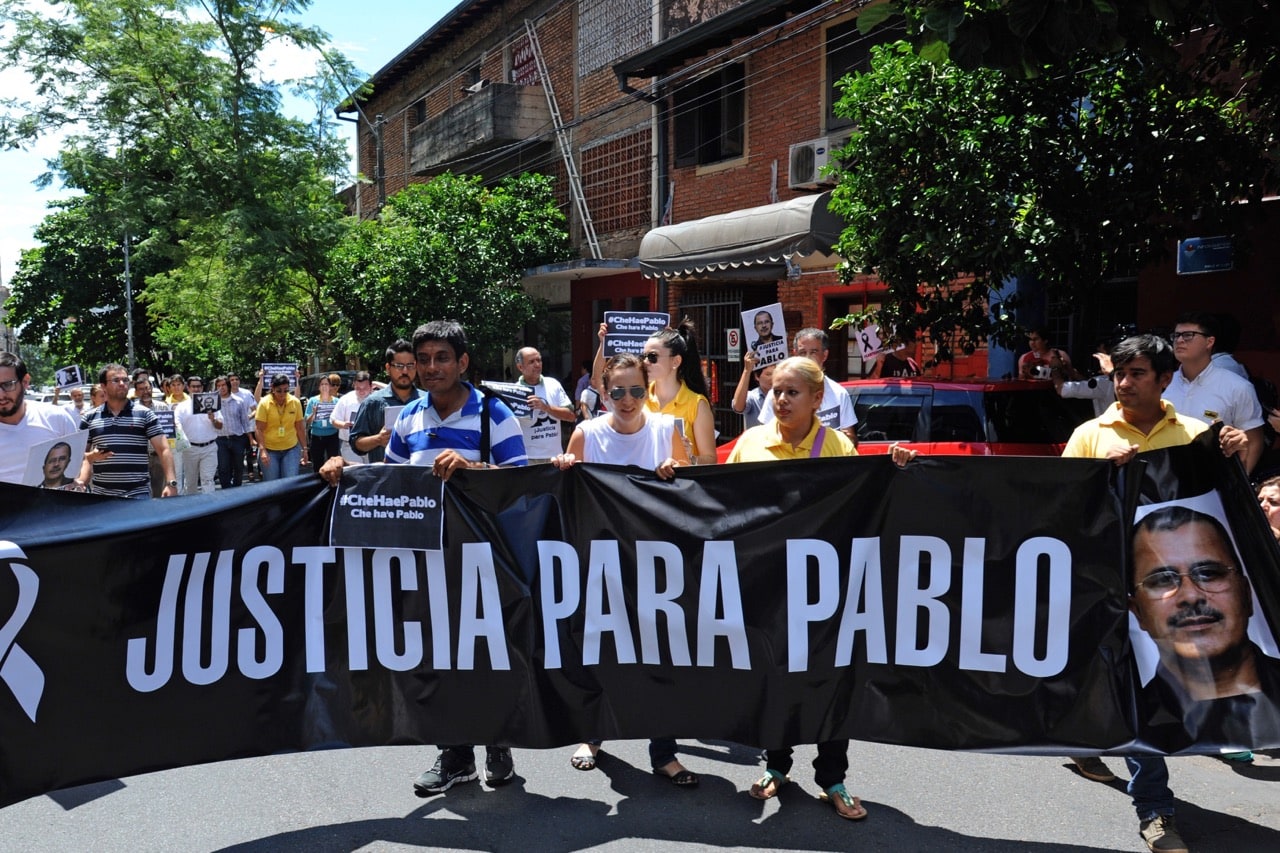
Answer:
[
  {"left": 79, "top": 364, "right": 177, "bottom": 499},
  {"left": 318, "top": 320, "right": 527, "bottom": 796}
]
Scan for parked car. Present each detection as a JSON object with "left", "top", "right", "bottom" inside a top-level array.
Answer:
[{"left": 716, "top": 378, "right": 1094, "bottom": 462}]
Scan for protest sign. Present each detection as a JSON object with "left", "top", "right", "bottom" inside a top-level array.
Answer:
[
  {"left": 603, "top": 311, "right": 670, "bottom": 357},
  {"left": 741, "top": 303, "right": 787, "bottom": 368}
]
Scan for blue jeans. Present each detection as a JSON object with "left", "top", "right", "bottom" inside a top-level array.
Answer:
[
  {"left": 260, "top": 445, "right": 301, "bottom": 481},
  {"left": 1126, "top": 755, "right": 1174, "bottom": 819}
]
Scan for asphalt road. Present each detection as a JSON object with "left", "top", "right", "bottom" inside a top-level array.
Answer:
[{"left": 1, "top": 739, "right": 1277, "bottom": 852}]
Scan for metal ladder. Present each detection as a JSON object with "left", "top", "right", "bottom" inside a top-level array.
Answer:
[{"left": 525, "top": 19, "right": 600, "bottom": 259}]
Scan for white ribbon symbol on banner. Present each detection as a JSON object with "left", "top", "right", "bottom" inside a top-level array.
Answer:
[{"left": 0, "top": 541, "right": 44, "bottom": 722}]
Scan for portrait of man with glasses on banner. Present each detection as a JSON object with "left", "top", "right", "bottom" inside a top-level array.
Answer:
[{"left": 1129, "top": 496, "right": 1280, "bottom": 749}]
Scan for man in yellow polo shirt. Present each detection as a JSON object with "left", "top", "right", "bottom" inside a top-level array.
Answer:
[{"left": 1060, "top": 334, "right": 1246, "bottom": 853}]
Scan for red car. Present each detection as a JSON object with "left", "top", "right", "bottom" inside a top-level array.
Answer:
[{"left": 717, "top": 378, "right": 1092, "bottom": 462}]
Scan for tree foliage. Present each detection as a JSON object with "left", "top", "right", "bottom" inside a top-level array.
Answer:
[
  {"left": 828, "top": 40, "right": 1269, "bottom": 351},
  {"left": 0, "top": 0, "right": 361, "bottom": 374},
  {"left": 5, "top": 197, "right": 161, "bottom": 371},
  {"left": 326, "top": 173, "right": 575, "bottom": 372}
]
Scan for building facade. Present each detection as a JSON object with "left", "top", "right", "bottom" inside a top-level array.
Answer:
[{"left": 339, "top": 0, "right": 1280, "bottom": 441}]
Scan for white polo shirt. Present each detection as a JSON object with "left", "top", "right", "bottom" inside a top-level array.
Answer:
[{"left": 1162, "top": 362, "right": 1263, "bottom": 430}]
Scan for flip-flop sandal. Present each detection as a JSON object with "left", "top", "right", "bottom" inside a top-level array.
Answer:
[
  {"left": 819, "top": 784, "right": 868, "bottom": 820},
  {"left": 749, "top": 769, "right": 788, "bottom": 800},
  {"left": 653, "top": 767, "right": 699, "bottom": 787},
  {"left": 570, "top": 748, "right": 597, "bottom": 771}
]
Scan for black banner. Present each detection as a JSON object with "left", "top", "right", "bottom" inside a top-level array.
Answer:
[{"left": 1, "top": 433, "right": 1278, "bottom": 807}]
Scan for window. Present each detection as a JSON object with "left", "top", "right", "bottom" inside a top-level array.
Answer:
[
  {"left": 413, "top": 99, "right": 426, "bottom": 126},
  {"left": 852, "top": 391, "right": 927, "bottom": 443},
  {"left": 673, "top": 63, "right": 745, "bottom": 167},
  {"left": 826, "top": 16, "right": 904, "bottom": 132},
  {"left": 579, "top": 0, "right": 650, "bottom": 75}
]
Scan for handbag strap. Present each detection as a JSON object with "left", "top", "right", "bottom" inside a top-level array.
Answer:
[{"left": 809, "top": 426, "right": 826, "bottom": 458}]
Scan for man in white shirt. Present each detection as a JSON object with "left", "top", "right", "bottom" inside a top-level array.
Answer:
[
  {"left": 758, "top": 328, "right": 858, "bottom": 442},
  {"left": 514, "top": 346, "right": 575, "bottom": 462},
  {"left": 331, "top": 370, "right": 373, "bottom": 464},
  {"left": 173, "top": 375, "right": 223, "bottom": 494},
  {"left": 1163, "top": 312, "right": 1264, "bottom": 474},
  {"left": 61, "top": 386, "right": 89, "bottom": 420},
  {"left": 0, "top": 351, "right": 81, "bottom": 486}
]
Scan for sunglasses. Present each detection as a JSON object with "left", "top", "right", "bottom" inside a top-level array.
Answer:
[
  {"left": 641, "top": 352, "right": 663, "bottom": 363},
  {"left": 608, "top": 385, "right": 647, "bottom": 400}
]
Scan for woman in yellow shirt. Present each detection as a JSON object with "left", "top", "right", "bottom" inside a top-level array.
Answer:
[
  {"left": 254, "top": 374, "right": 308, "bottom": 480},
  {"left": 642, "top": 318, "right": 717, "bottom": 465},
  {"left": 728, "top": 356, "right": 864, "bottom": 818}
]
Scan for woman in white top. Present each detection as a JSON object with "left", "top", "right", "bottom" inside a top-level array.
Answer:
[
  {"left": 551, "top": 352, "right": 695, "bottom": 784},
  {"left": 555, "top": 352, "right": 687, "bottom": 477}
]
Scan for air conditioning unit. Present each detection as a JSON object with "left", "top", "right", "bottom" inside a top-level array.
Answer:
[
  {"left": 789, "top": 137, "right": 834, "bottom": 189},
  {"left": 788, "top": 135, "right": 851, "bottom": 190}
]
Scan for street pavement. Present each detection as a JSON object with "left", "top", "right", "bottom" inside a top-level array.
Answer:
[{"left": 0, "top": 739, "right": 1277, "bottom": 851}]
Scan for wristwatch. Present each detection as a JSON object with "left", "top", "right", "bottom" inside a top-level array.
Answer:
[{"left": 166, "top": 480, "right": 179, "bottom": 488}]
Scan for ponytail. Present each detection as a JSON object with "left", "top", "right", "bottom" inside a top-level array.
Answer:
[{"left": 649, "top": 317, "right": 709, "bottom": 399}]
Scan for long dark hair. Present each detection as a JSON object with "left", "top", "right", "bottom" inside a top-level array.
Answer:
[{"left": 648, "top": 316, "right": 709, "bottom": 399}]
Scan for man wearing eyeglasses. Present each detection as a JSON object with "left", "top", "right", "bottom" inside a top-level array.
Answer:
[
  {"left": 1130, "top": 506, "right": 1278, "bottom": 704},
  {"left": 1163, "top": 312, "right": 1265, "bottom": 475},
  {"left": 348, "top": 339, "right": 424, "bottom": 463},
  {"left": 1059, "top": 334, "right": 1248, "bottom": 853},
  {"left": 0, "top": 351, "right": 81, "bottom": 486}
]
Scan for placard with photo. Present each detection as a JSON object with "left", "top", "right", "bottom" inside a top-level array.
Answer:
[
  {"left": 741, "top": 302, "right": 787, "bottom": 368},
  {"left": 21, "top": 430, "right": 89, "bottom": 490},
  {"left": 54, "top": 364, "right": 86, "bottom": 390},
  {"left": 191, "top": 392, "right": 221, "bottom": 414}
]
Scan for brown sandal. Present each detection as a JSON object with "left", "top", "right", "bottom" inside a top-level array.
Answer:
[
  {"left": 749, "top": 769, "right": 788, "bottom": 800},
  {"left": 819, "top": 784, "right": 868, "bottom": 820}
]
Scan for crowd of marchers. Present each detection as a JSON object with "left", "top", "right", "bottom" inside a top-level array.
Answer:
[{"left": 4, "top": 307, "right": 1280, "bottom": 853}]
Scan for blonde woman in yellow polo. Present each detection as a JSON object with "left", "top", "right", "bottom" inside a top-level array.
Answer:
[
  {"left": 254, "top": 373, "right": 308, "bottom": 480},
  {"left": 727, "top": 356, "right": 865, "bottom": 819}
]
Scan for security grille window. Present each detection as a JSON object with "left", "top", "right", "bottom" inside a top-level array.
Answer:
[
  {"left": 826, "top": 15, "right": 904, "bottom": 132},
  {"left": 582, "top": 128, "right": 652, "bottom": 234},
  {"left": 673, "top": 63, "right": 745, "bottom": 167},
  {"left": 579, "top": 0, "right": 651, "bottom": 76}
]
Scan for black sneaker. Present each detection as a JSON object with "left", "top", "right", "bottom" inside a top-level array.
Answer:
[
  {"left": 485, "top": 747, "right": 515, "bottom": 786},
  {"left": 413, "top": 750, "right": 478, "bottom": 796}
]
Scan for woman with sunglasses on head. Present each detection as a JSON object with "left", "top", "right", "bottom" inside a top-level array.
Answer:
[{"left": 551, "top": 352, "right": 695, "bottom": 785}]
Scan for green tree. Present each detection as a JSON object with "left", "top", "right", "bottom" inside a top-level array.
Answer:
[
  {"left": 326, "top": 173, "right": 575, "bottom": 372},
  {"left": 828, "top": 41, "right": 1266, "bottom": 352},
  {"left": 0, "top": 0, "right": 359, "bottom": 373},
  {"left": 5, "top": 197, "right": 162, "bottom": 371}
]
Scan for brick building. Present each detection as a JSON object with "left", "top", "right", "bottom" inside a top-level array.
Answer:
[{"left": 338, "top": 0, "right": 1280, "bottom": 441}]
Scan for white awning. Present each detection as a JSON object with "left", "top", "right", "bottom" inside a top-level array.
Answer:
[{"left": 638, "top": 191, "right": 845, "bottom": 279}]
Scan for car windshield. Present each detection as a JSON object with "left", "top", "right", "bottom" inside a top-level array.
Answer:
[{"left": 853, "top": 392, "right": 924, "bottom": 442}]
